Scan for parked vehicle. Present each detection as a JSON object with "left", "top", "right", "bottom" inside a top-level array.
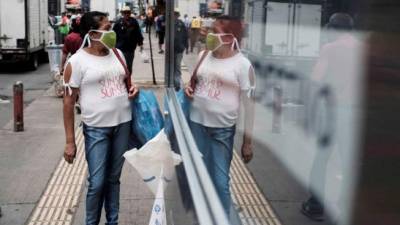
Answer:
[
  {"left": 244, "top": 0, "right": 326, "bottom": 104},
  {"left": 245, "top": 0, "right": 324, "bottom": 59},
  {"left": 0, "top": 0, "right": 49, "bottom": 70}
]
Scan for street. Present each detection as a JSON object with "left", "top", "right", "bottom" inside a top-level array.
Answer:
[{"left": 0, "top": 63, "right": 53, "bottom": 129}]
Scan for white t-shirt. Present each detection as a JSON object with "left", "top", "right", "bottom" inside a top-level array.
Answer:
[
  {"left": 190, "top": 51, "right": 254, "bottom": 128},
  {"left": 66, "top": 49, "right": 131, "bottom": 127}
]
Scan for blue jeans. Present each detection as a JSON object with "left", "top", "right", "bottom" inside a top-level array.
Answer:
[
  {"left": 189, "top": 120, "right": 236, "bottom": 215},
  {"left": 82, "top": 121, "right": 131, "bottom": 225}
]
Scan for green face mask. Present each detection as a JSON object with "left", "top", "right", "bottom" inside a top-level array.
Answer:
[
  {"left": 206, "top": 33, "right": 235, "bottom": 52},
  {"left": 90, "top": 30, "right": 117, "bottom": 49},
  {"left": 206, "top": 33, "right": 222, "bottom": 51}
]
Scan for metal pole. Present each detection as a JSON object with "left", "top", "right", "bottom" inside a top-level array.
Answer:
[
  {"left": 13, "top": 81, "right": 24, "bottom": 132},
  {"left": 148, "top": 17, "right": 157, "bottom": 85},
  {"left": 164, "top": 0, "right": 175, "bottom": 87}
]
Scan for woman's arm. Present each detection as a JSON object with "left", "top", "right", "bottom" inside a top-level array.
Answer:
[
  {"left": 63, "top": 63, "right": 79, "bottom": 163},
  {"left": 241, "top": 66, "right": 256, "bottom": 163},
  {"left": 60, "top": 52, "right": 68, "bottom": 74}
]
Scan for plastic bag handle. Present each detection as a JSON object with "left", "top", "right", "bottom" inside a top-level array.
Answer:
[
  {"left": 112, "top": 48, "right": 132, "bottom": 91},
  {"left": 189, "top": 50, "right": 209, "bottom": 90}
]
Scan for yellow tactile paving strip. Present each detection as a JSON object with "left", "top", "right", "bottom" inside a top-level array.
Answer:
[
  {"left": 25, "top": 126, "right": 281, "bottom": 225},
  {"left": 27, "top": 127, "right": 87, "bottom": 225},
  {"left": 231, "top": 152, "right": 282, "bottom": 225}
]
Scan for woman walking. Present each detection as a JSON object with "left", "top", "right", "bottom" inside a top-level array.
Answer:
[
  {"left": 62, "top": 11, "right": 138, "bottom": 225},
  {"left": 185, "top": 15, "right": 256, "bottom": 215}
]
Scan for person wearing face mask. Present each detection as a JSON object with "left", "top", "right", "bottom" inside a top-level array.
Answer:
[
  {"left": 184, "top": 15, "right": 256, "bottom": 215},
  {"left": 62, "top": 11, "right": 138, "bottom": 225}
]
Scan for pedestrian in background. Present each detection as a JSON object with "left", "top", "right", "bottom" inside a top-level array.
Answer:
[
  {"left": 302, "top": 13, "right": 359, "bottom": 222},
  {"left": 144, "top": 13, "right": 153, "bottom": 33},
  {"left": 113, "top": 6, "right": 144, "bottom": 73},
  {"left": 60, "top": 18, "right": 83, "bottom": 73},
  {"left": 60, "top": 18, "right": 83, "bottom": 113},
  {"left": 58, "top": 12, "right": 70, "bottom": 43},
  {"left": 189, "top": 16, "right": 201, "bottom": 53},
  {"left": 156, "top": 11, "right": 166, "bottom": 54},
  {"left": 62, "top": 11, "right": 138, "bottom": 225},
  {"left": 183, "top": 14, "right": 191, "bottom": 54},
  {"left": 154, "top": 15, "right": 159, "bottom": 37},
  {"left": 183, "top": 14, "right": 191, "bottom": 30},
  {"left": 136, "top": 14, "right": 145, "bottom": 33},
  {"left": 185, "top": 15, "right": 255, "bottom": 215},
  {"left": 174, "top": 10, "right": 189, "bottom": 90}
]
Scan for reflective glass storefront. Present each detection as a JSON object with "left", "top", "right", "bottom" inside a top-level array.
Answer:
[{"left": 162, "top": 1, "right": 400, "bottom": 225}]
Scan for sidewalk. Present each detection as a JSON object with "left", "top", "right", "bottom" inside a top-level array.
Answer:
[
  {"left": 132, "top": 33, "right": 165, "bottom": 86},
  {"left": 0, "top": 85, "right": 159, "bottom": 225},
  {"left": 0, "top": 87, "right": 66, "bottom": 225},
  {"left": 0, "top": 31, "right": 281, "bottom": 225},
  {"left": 131, "top": 33, "right": 192, "bottom": 87},
  {"left": 0, "top": 31, "right": 194, "bottom": 225}
]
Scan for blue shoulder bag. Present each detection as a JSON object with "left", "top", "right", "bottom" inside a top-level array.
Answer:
[{"left": 113, "top": 48, "right": 164, "bottom": 148}]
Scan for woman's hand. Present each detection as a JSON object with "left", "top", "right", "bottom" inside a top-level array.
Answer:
[
  {"left": 184, "top": 86, "right": 194, "bottom": 99},
  {"left": 64, "top": 143, "right": 77, "bottom": 164},
  {"left": 241, "top": 142, "right": 253, "bottom": 164},
  {"left": 128, "top": 85, "right": 139, "bottom": 99}
]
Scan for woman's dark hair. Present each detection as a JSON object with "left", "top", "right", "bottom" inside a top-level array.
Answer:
[
  {"left": 327, "top": 13, "right": 354, "bottom": 31},
  {"left": 215, "top": 15, "right": 244, "bottom": 43},
  {"left": 79, "top": 11, "right": 108, "bottom": 38}
]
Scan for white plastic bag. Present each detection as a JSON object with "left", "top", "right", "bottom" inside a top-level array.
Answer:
[
  {"left": 140, "top": 51, "right": 150, "bottom": 63},
  {"left": 148, "top": 170, "right": 167, "bottom": 225},
  {"left": 123, "top": 129, "right": 182, "bottom": 195}
]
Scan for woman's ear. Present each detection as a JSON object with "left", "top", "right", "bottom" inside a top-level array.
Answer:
[{"left": 88, "top": 30, "right": 101, "bottom": 40}]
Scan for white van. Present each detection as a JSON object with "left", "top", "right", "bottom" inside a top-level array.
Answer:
[{"left": 0, "top": 0, "right": 48, "bottom": 70}]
